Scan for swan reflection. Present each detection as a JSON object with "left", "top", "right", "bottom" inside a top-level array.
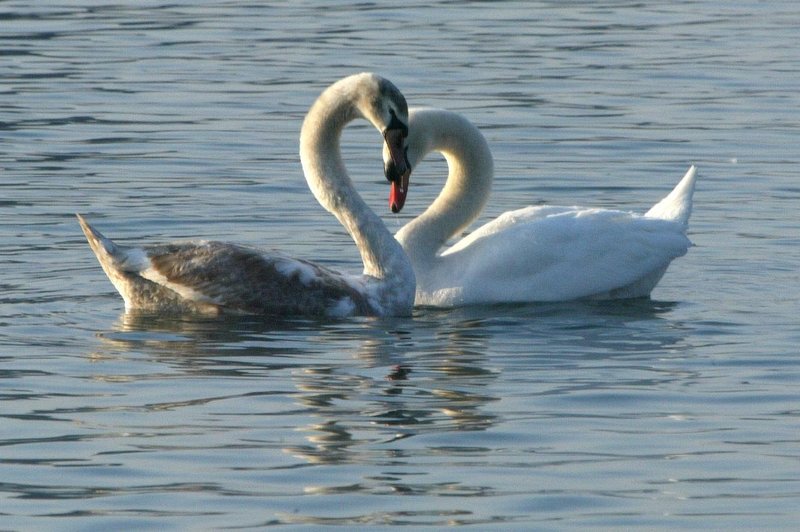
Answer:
[
  {"left": 88, "top": 300, "right": 689, "bottom": 498},
  {"left": 286, "top": 325, "right": 499, "bottom": 466}
]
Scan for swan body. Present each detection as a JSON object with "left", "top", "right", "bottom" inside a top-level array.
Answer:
[
  {"left": 78, "top": 73, "right": 415, "bottom": 317},
  {"left": 392, "top": 108, "right": 696, "bottom": 307}
]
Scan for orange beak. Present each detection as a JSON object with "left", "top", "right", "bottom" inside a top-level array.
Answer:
[
  {"left": 383, "top": 128, "right": 410, "bottom": 213},
  {"left": 389, "top": 168, "right": 410, "bottom": 213}
]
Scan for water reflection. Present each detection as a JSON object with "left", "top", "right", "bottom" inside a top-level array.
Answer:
[
  {"left": 287, "top": 321, "right": 499, "bottom": 467},
  {"left": 96, "top": 310, "right": 501, "bottom": 468},
  {"left": 97, "top": 310, "right": 313, "bottom": 358},
  {"left": 79, "top": 299, "right": 694, "bottom": 525}
]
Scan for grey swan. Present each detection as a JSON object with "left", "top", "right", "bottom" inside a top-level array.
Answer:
[{"left": 78, "top": 73, "right": 415, "bottom": 317}]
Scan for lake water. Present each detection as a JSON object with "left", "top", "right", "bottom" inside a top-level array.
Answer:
[{"left": 2, "top": 1, "right": 799, "bottom": 529}]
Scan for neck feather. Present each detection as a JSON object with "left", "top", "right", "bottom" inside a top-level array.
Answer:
[
  {"left": 299, "top": 79, "right": 410, "bottom": 283},
  {"left": 396, "top": 109, "right": 494, "bottom": 263}
]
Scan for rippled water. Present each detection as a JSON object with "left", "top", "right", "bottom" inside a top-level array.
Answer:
[{"left": 2, "top": 2, "right": 799, "bottom": 529}]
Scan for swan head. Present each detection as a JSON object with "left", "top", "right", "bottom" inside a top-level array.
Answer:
[
  {"left": 302, "top": 73, "right": 412, "bottom": 213},
  {"left": 384, "top": 109, "right": 411, "bottom": 214},
  {"left": 360, "top": 76, "right": 411, "bottom": 214},
  {"left": 383, "top": 107, "right": 495, "bottom": 223},
  {"left": 340, "top": 73, "right": 411, "bottom": 213}
]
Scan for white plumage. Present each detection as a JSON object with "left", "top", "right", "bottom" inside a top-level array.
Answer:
[{"left": 391, "top": 108, "right": 696, "bottom": 307}]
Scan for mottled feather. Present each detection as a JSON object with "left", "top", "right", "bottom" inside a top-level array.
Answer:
[
  {"left": 143, "top": 241, "right": 372, "bottom": 316},
  {"left": 77, "top": 214, "right": 372, "bottom": 316}
]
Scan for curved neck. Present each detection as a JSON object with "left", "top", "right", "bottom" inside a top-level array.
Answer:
[
  {"left": 396, "top": 109, "right": 494, "bottom": 264},
  {"left": 299, "top": 78, "right": 411, "bottom": 283}
]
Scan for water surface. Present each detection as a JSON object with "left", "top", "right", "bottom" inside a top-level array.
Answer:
[{"left": 2, "top": 1, "right": 799, "bottom": 529}]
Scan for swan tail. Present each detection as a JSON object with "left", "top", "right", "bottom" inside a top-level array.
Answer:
[
  {"left": 77, "top": 213, "right": 154, "bottom": 272},
  {"left": 645, "top": 165, "right": 697, "bottom": 228},
  {"left": 77, "top": 213, "right": 120, "bottom": 259},
  {"left": 77, "top": 214, "right": 152, "bottom": 308}
]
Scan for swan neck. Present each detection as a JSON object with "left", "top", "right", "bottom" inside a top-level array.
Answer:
[
  {"left": 299, "top": 79, "right": 412, "bottom": 288},
  {"left": 397, "top": 110, "right": 494, "bottom": 261}
]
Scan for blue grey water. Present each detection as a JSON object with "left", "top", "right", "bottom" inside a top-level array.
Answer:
[{"left": 1, "top": 1, "right": 798, "bottom": 529}]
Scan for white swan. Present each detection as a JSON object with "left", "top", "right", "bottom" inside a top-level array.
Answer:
[
  {"left": 386, "top": 108, "right": 696, "bottom": 307},
  {"left": 78, "top": 73, "right": 415, "bottom": 317}
]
